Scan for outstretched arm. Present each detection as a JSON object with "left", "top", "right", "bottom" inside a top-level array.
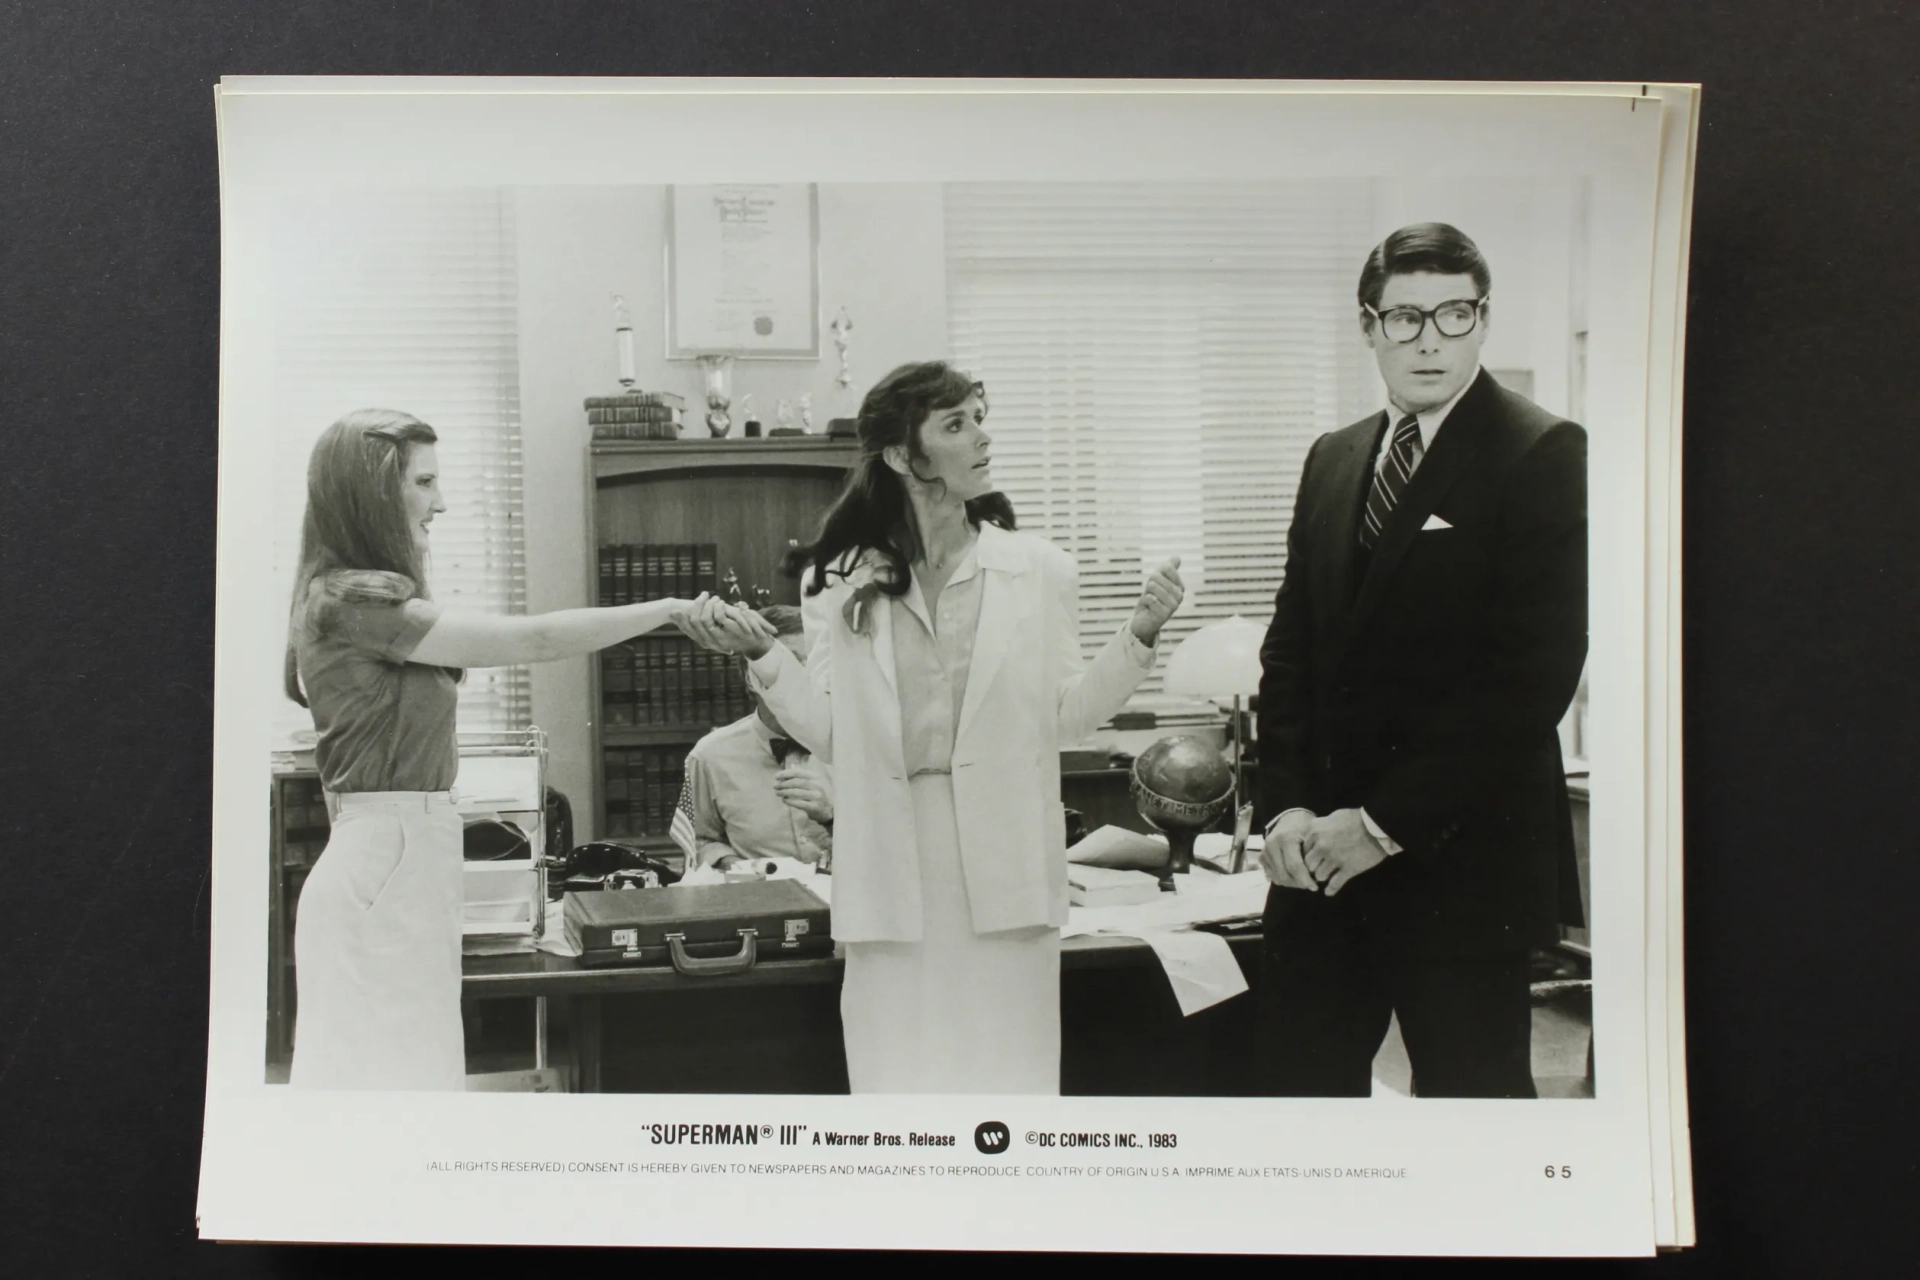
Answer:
[{"left": 408, "top": 594, "right": 765, "bottom": 669}]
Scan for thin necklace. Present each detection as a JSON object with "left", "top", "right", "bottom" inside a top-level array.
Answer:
[{"left": 926, "top": 527, "right": 975, "bottom": 573}]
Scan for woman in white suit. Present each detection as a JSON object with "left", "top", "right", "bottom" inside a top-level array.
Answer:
[{"left": 679, "top": 361, "right": 1183, "bottom": 1095}]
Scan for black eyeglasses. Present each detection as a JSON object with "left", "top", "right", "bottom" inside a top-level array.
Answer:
[{"left": 1364, "top": 296, "right": 1489, "bottom": 344}]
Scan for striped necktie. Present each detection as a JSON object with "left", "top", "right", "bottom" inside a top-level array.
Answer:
[{"left": 1359, "top": 414, "right": 1424, "bottom": 550}]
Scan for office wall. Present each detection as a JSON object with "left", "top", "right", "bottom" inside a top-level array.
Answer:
[
  {"left": 514, "top": 185, "right": 950, "bottom": 827},
  {"left": 511, "top": 180, "right": 1584, "bottom": 815}
]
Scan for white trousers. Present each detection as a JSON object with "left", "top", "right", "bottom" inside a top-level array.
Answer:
[
  {"left": 839, "top": 774, "right": 1062, "bottom": 1095},
  {"left": 290, "top": 791, "right": 466, "bottom": 1091}
]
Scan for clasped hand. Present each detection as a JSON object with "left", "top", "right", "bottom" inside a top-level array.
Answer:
[
  {"left": 1260, "top": 808, "right": 1387, "bottom": 897},
  {"left": 672, "top": 593, "right": 778, "bottom": 659}
]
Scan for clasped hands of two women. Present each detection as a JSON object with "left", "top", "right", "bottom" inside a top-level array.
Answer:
[{"left": 669, "top": 558, "right": 1188, "bottom": 659}]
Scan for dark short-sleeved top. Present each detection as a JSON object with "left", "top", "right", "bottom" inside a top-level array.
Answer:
[{"left": 297, "top": 578, "right": 458, "bottom": 794}]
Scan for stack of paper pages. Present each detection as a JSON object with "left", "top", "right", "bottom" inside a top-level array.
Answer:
[{"left": 1066, "top": 863, "right": 1162, "bottom": 907}]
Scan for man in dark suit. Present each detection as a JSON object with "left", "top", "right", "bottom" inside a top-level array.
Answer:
[{"left": 1254, "top": 223, "right": 1587, "bottom": 1098}]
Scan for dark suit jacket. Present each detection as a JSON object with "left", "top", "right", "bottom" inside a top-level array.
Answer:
[{"left": 1256, "top": 369, "right": 1587, "bottom": 957}]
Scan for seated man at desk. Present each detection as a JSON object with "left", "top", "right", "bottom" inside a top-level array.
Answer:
[{"left": 672, "top": 606, "right": 833, "bottom": 869}]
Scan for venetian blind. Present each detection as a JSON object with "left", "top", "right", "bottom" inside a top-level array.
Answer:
[
  {"left": 270, "top": 188, "right": 529, "bottom": 747},
  {"left": 944, "top": 182, "right": 1379, "bottom": 695}
]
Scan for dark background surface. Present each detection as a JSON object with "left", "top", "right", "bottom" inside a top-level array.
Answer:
[{"left": 1, "top": 2, "right": 1915, "bottom": 1275}]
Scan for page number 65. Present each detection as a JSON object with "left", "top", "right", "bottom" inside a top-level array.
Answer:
[{"left": 1544, "top": 1165, "right": 1573, "bottom": 1179}]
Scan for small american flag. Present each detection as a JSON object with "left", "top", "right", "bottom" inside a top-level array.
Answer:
[{"left": 669, "top": 769, "right": 698, "bottom": 860}]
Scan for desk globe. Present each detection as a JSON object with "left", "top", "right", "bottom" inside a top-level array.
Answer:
[{"left": 1129, "top": 735, "right": 1234, "bottom": 890}]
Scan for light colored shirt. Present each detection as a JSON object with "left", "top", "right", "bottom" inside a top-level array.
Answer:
[
  {"left": 1373, "top": 364, "right": 1479, "bottom": 483},
  {"left": 682, "top": 713, "right": 833, "bottom": 866},
  {"left": 893, "top": 539, "right": 984, "bottom": 775},
  {"left": 748, "top": 536, "right": 1159, "bottom": 773},
  {"left": 891, "top": 538, "right": 1159, "bottom": 777}
]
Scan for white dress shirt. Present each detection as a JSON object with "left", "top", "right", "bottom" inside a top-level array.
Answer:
[
  {"left": 1372, "top": 365, "right": 1478, "bottom": 481},
  {"left": 683, "top": 713, "right": 833, "bottom": 866},
  {"left": 1276, "top": 366, "right": 1482, "bottom": 857}
]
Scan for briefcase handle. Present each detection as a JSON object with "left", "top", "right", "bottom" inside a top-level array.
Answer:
[{"left": 665, "top": 928, "right": 759, "bottom": 977}]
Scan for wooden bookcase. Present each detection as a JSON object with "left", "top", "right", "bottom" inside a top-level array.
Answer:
[{"left": 587, "top": 437, "right": 860, "bottom": 847}]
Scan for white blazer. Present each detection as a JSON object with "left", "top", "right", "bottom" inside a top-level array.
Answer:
[{"left": 749, "top": 523, "right": 1155, "bottom": 942}]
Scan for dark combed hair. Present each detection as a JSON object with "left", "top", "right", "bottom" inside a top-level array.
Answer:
[
  {"left": 1356, "top": 222, "right": 1493, "bottom": 312},
  {"left": 782, "top": 360, "right": 1015, "bottom": 599},
  {"left": 283, "top": 409, "right": 442, "bottom": 707}
]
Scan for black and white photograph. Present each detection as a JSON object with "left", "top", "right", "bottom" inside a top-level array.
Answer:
[
  {"left": 262, "top": 179, "right": 1596, "bottom": 1102},
  {"left": 199, "top": 78, "right": 1693, "bottom": 1254}
]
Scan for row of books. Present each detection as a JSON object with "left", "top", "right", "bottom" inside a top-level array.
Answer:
[
  {"left": 601, "top": 747, "right": 687, "bottom": 841},
  {"left": 586, "top": 391, "right": 686, "bottom": 441},
  {"left": 601, "top": 638, "right": 753, "bottom": 728},
  {"left": 597, "top": 542, "right": 719, "bottom": 606}
]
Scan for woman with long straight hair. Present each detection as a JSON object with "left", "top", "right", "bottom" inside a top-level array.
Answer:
[
  {"left": 285, "top": 409, "right": 768, "bottom": 1090},
  {"left": 678, "top": 362, "right": 1184, "bottom": 1094}
]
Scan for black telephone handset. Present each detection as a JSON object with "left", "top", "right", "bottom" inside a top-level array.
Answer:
[{"left": 549, "top": 841, "right": 684, "bottom": 898}]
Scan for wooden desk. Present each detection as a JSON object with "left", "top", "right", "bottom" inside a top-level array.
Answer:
[{"left": 462, "top": 929, "right": 1264, "bottom": 1095}]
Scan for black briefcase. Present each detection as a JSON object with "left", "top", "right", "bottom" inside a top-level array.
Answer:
[{"left": 564, "top": 880, "right": 833, "bottom": 973}]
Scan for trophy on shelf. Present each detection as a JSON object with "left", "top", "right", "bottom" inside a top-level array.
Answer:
[
  {"left": 611, "top": 294, "right": 637, "bottom": 391},
  {"left": 699, "top": 355, "right": 733, "bottom": 438},
  {"left": 830, "top": 307, "right": 854, "bottom": 391},
  {"left": 1129, "top": 735, "right": 1235, "bottom": 891}
]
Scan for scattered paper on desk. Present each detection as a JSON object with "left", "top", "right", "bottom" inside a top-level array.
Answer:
[
  {"left": 1135, "top": 928, "right": 1248, "bottom": 1016},
  {"left": 1067, "top": 864, "right": 1162, "bottom": 907},
  {"left": 1067, "top": 825, "right": 1169, "bottom": 869},
  {"left": 1062, "top": 868, "right": 1269, "bottom": 937}
]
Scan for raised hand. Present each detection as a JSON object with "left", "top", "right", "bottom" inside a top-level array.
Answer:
[{"left": 1130, "top": 557, "right": 1185, "bottom": 646}]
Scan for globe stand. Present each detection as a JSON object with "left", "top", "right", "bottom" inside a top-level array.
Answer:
[
  {"left": 1129, "top": 735, "right": 1235, "bottom": 895},
  {"left": 1141, "top": 820, "right": 1208, "bottom": 893}
]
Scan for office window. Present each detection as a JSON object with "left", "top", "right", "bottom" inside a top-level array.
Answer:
[
  {"left": 945, "top": 182, "right": 1378, "bottom": 695},
  {"left": 270, "top": 188, "right": 529, "bottom": 746}
]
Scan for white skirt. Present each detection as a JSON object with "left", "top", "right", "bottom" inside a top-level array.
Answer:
[
  {"left": 839, "top": 774, "right": 1062, "bottom": 1095},
  {"left": 290, "top": 791, "right": 466, "bottom": 1091}
]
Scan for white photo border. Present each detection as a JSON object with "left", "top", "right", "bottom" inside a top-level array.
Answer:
[{"left": 204, "top": 78, "right": 1678, "bottom": 1257}]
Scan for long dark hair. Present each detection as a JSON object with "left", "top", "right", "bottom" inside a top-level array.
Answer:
[
  {"left": 784, "top": 361, "right": 1015, "bottom": 598},
  {"left": 283, "top": 409, "right": 439, "bottom": 706}
]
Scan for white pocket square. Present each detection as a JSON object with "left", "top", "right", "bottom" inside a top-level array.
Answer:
[{"left": 1421, "top": 514, "right": 1453, "bottom": 531}]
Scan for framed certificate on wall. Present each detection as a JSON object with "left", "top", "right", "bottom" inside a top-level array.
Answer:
[{"left": 666, "top": 183, "right": 820, "bottom": 358}]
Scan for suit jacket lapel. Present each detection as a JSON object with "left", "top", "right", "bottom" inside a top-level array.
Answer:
[
  {"left": 1323, "top": 412, "right": 1384, "bottom": 613},
  {"left": 955, "top": 525, "right": 1024, "bottom": 745},
  {"left": 1347, "top": 371, "right": 1494, "bottom": 640}
]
